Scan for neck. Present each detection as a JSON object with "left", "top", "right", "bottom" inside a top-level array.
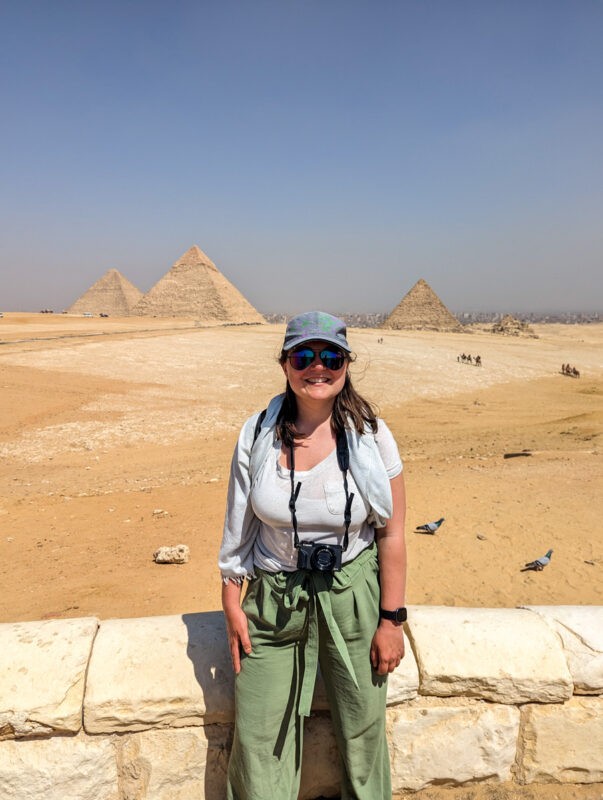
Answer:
[{"left": 294, "top": 398, "right": 334, "bottom": 436}]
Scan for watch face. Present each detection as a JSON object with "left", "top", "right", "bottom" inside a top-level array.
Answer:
[{"left": 395, "top": 607, "right": 408, "bottom": 623}]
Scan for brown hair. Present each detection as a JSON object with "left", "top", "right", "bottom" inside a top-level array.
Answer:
[{"left": 277, "top": 348, "right": 378, "bottom": 447}]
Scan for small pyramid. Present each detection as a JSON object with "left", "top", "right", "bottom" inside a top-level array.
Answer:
[
  {"left": 491, "top": 315, "right": 537, "bottom": 337},
  {"left": 132, "top": 245, "right": 265, "bottom": 323},
  {"left": 68, "top": 269, "right": 143, "bottom": 316},
  {"left": 382, "top": 279, "right": 463, "bottom": 332}
]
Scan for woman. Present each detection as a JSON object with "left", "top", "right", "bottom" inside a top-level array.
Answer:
[{"left": 219, "top": 311, "right": 406, "bottom": 800}]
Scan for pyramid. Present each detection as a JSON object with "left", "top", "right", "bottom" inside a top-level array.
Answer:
[
  {"left": 132, "top": 245, "right": 265, "bottom": 323},
  {"left": 491, "top": 315, "right": 537, "bottom": 338},
  {"left": 382, "top": 279, "right": 463, "bottom": 332},
  {"left": 68, "top": 269, "right": 143, "bottom": 316}
]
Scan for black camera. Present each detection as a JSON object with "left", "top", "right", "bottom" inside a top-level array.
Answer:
[{"left": 296, "top": 542, "right": 343, "bottom": 573}]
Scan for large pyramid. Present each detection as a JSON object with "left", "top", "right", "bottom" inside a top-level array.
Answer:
[
  {"left": 382, "top": 279, "right": 463, "bottom": 332},
  {"left": 68, "top": 269, "right": 143, "bottom": 316},
  {"left": 132, "top": 245, "right": 265, "bottom": 323}
]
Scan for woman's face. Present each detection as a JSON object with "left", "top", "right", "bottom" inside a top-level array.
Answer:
[{"left": 282, "top": 339, "right": 348, "bottom": 406}]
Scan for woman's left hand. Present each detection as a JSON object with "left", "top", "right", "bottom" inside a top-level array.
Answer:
[{"left": 370, "top": 622, "right": 405, "bottom": 675}]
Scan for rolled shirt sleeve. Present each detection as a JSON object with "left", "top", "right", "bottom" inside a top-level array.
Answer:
[{"left": 218, "top": 414, "right": 261, "bottom": 583}]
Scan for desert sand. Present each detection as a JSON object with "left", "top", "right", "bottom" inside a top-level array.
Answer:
[{"left": 0, "top": 313, "right": 601, "bottom": 623}]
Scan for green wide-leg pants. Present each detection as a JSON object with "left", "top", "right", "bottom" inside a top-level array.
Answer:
[{"left": 226, "top": 543, "right": 391, "bottom": 800}]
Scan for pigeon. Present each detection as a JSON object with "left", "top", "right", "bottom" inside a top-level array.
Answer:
[
  {"left": 521, "top": 549, "right": 553, "bottom": 572},
  {"left": 415, "top": 517, "right": 445, "bottom": 534}
]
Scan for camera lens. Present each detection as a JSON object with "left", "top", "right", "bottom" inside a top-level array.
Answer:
[{"left": 311, "top": 546, "right": 336, "bottom": 572}]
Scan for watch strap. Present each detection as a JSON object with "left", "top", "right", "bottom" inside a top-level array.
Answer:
[{"left": 379, "top": 606, "right": 407, "bottom": 624}]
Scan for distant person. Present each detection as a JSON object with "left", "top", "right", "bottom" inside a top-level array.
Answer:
[{"left": 219, "top": 310, "right": 407, "bottom": 799}]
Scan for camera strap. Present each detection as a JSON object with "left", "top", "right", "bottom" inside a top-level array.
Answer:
[{"left": 289, "top": 428, "right": 354, "bottom": 552}]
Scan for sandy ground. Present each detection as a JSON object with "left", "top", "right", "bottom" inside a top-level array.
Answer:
[
  {"left": 1, "top": 312, "right": 601, "bottom": 623},
  {"left": 1, "top": 313, "right": 602, "bottom": 799}
]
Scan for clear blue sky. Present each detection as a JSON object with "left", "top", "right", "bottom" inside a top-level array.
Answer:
[{"left": 1, "top": 1, "right": 601, "bottom": 314}]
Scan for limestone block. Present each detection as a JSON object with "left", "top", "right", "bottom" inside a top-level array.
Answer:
[
  {"left": 117, "top": 725, "right": 230, "bottom": 799},
  {"left": 312, "top": 629, "right": 419, "bottom": 710},
  {"left": 0, "top": 733, "right": 117, "bottom": 799},
  {"left": 388, "top": 700, "right": 520, "bottom": 792},
  {"left": 117, "top": 717, "right": 340, "bottom": 800},
  {"left": 299, "top": 715, "right": 340, "bottom": 800},
  {"left": 519, "top": 696, "right": 603, "bottom": 784},
  {"left": 386, "top": 636, "right": 421, "bottom": 705},
  {"left": 85, "top": 612, "right": 233, "bottom": 733},
  {"left": 407, "top": 606, "right": 573, "bottom": 703},
  {"left": 522, "top": 606, "right": 603, "bottom": 694},
  {"left": 152, "top": 544, "right": 189, "bottom": 564},
  {"left": 0, "top": 617, "right": 99, "bottom": 739}
]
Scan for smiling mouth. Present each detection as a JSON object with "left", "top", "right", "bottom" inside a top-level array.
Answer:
[{"left": 306, "top": 377, "right": 330, "bottom": 384}]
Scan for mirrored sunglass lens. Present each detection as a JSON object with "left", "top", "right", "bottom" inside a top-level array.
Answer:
[
  {"left": 320, "top": 350, "right": 345, "bottom": 369},
  {"left": 289, "top": 348, "right": 345, "bottom": 370},
  {"left": 289, "top": 349, "right": 315, "bottom": 369}
]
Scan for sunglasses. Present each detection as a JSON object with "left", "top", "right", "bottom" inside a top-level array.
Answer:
[{"left": 288, "top": 347, "right": 347, "bottom": 371}]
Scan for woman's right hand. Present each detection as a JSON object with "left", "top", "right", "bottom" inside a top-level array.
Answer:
[
  {"left": 222, "top": 579, "right": 252, "bottom": 673},
  {"left": 224, "top": 604, "right": 252, "bottom": 674}
]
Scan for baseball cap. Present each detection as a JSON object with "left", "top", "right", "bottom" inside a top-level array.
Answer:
[{"left": 283, "top": 311, "right": 351, "bottom": 353}]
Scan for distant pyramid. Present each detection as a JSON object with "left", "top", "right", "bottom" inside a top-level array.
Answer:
[
  {"left": 68, "top": 269, "right": 143, "bottom": 316},
  {"left": 491, "top": 314, "right": 537, "bottom": 338},
  {"left": 132, "top": 245, "right": 265, "bottom": 323},
  {"left": 382, "top": 279, "right": 463, "bottom": 332}
]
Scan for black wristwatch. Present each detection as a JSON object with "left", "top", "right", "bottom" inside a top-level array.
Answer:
[{"left": 379, "top": 606, "right": 407, "bottom": 624}]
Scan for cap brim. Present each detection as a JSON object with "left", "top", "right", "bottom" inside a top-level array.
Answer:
[{"left": 284, "top": 334, "right": 352, "bottom": 353}]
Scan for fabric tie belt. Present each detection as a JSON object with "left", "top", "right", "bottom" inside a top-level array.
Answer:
[{"left": 255, "top": 543, "right": 376, "bottom": 718}]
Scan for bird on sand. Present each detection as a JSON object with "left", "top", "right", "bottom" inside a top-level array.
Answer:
[
  {"left": 521, "top": 549, "right": 553, "bottom": 572},
  {"left": 415, "top": 517, "right": 445, "bottom": 534}
]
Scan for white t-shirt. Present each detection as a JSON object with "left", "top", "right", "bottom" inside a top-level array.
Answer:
[{"left": 250, "top": 420, "right": 402, "bottom": 573}]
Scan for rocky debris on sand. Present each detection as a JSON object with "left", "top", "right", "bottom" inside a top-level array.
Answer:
[{"left": 153, "top": 545, "right": 190, "bottom": 564}]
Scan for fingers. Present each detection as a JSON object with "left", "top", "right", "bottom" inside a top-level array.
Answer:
[
  {"left": 370, "top": 644, "right": 399, "bottom": 673},
  {"left": 371, "top": 628, "right": 405, "bottom": 674},
  {"left": 228, "top": 624, "right": 252, "bottom": 674},
  {"left": 229, "top": 637, "right": 242, "bottom": 674},
  {"left": 372, "top": 640, "right": 405, "bottom": 674},
  {"left": 376, "top": 655, "right": 401, "bottom": 675},
  {"left": 225, "top": 608, "right": 252, "bottom": 674},
  {"left": 239, "top": 626, "right": 252, "bottom": 656}
]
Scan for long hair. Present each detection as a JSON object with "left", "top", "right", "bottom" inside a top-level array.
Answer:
[{"left": 277, "top": 349, "right": 378, "bottom": 447}]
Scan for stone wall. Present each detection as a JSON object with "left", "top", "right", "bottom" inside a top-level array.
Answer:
[{"left": 1, "top": 606, "right": 601, "bottom": 799}]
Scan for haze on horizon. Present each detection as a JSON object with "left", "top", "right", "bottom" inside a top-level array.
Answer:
[{"left": 1, "top": 2, "right": 602, "bottom": 316}]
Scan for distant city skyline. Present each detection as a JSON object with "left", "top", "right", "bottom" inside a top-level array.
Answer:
[{"left": 1, "top": 2, "right": 602, "bottom": 315}]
